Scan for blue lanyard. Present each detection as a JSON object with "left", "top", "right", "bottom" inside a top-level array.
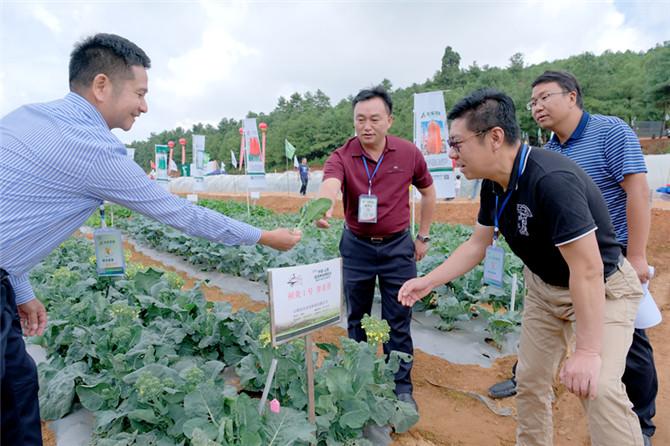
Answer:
[
  {"left": 362, "top": 154, "right": 385, "bottom": 195},
  {"left": 493, "top": 144, "right": 529, "bottom": 241}
]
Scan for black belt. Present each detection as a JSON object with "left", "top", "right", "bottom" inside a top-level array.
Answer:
[{"left": 346, "top": 227, "right": 409, "bottom": 244}]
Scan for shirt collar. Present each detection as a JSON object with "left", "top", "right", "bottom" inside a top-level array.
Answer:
[
  {"left": 349, "top": 136, "right": 397, "bottom": 160},
  {"left": 549, "top": 111, "right": 590, "bottom": 147},
  {"left": 493, "top": 143, "right": 531, "bottom": 195},
  {"left": 64, "top": 92, "right": 110, "bottom": 129}
]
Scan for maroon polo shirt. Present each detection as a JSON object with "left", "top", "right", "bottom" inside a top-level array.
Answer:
[{"left": 323, "top": 135, "right": 433, "bottom": 237}]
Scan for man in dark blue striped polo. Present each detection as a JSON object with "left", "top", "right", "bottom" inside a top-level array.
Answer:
[
  {"left": 489, "top": 70, "right": 657, "bottom": 446},
  {"left": 533, "top": 70, "right": 656, "bottom": 446},
  {"left": 0, "top": 33, "right": 301, "bottom": 445}
]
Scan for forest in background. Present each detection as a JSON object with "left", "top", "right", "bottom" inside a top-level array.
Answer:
[{"left": 129, "top": 42, "right": 670, "bottom": 172}]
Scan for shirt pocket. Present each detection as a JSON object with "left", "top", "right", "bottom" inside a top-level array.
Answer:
[{"left": 386, "top": 165, "right": 406, "bottom": 174}]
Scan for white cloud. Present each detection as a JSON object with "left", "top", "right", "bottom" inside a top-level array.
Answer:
[
  {"left": 31, "top": 4, "right": 61, "bottom": 33},
  {"left": 1, "top": 0, "right": 668, "bottom": 145},
  {"left": 155, "top": 27, "right": 259, "bottom": 98}
]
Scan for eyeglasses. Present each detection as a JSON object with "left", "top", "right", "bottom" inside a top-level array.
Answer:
[
  {"left": 526, "top": 91, "right": 569, "bottom": 111},
  {"left": 448, "top": 128, "right": 492, "bottom": 154}
]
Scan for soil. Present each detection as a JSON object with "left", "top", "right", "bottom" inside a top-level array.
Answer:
[
  {"left": 43, "top": 196, "right": 669, "bottom": 446},
  {"left": 639, "top": 137, "right": 670, "bottom": 155}
]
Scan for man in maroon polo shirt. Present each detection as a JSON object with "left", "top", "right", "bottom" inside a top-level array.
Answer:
[{"left": 316, "top": 86, "right": 436, "bottom": 409}]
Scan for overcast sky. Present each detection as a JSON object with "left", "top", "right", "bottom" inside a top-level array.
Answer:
[{"left": 1, "top": 0, "right": 668, "bottom": 144}]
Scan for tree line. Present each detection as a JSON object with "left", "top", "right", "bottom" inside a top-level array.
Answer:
[{"left": 129, "top": 42, "right": 670, "bottom": 172}]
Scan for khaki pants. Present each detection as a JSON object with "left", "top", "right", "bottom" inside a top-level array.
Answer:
[{"left": 516, "top": 259, "right": 643, "bottom": 446}]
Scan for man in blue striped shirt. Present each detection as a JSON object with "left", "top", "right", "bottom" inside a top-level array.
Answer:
[
  {"left": 0, "top": 33, "right": 301, "bottom": 445},
  {"left": 532, "top": 70, "right": 656, "bottom": 445},
  {"left": 490, "top": 70, "right": 657, "bottom": 446}
]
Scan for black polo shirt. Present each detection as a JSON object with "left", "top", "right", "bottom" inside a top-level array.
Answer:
[{"left": 477, "top": 146, "right": 621, "bottom": 288}]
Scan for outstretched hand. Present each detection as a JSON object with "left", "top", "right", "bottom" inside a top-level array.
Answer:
[
  {"left": 259, "top": 228, "right": 302, "bottom": 251},
  {"left": 398, "top": 277, "right": 434, "bottom": 307},
  {"left": 315, "top": 208, "right": 334, "bottom": 229}
]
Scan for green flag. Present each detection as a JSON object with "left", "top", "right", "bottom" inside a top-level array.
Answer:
[{"left": 285, "top": 139, "right": 296, "bottom": 160}]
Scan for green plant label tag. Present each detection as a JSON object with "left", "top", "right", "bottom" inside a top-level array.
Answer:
[
  {"left": 483, "top": 245, "right": 505, "bottom": 288},
  {"left": 358, "top": 194, "right": 378, "bottom": 223},
  {"left": 93, "top": 228, "right": 126, "bottom": 276}
]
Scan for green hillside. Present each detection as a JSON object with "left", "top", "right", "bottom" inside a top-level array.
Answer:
[{"left": 130, "top": 42, "right": 670, "bottom": 171}]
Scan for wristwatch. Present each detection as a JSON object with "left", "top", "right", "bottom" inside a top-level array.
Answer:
[{"left": 416, "top": 234, "right": 431, "bottom": 243}]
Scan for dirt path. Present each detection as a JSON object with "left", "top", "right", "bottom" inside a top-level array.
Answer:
[{"left": 44, "top": 198, "right": 668, "bottom": 446}]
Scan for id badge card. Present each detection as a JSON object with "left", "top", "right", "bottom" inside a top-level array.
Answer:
[
  {"left": 93, "top": 228, "right": 126, "bottom": 276},
  {"left": 483, "top": 245, "right": 505, "bottom": 288},
  {"left": 358, "top": 194, "right": 378, "bottom": 223}
]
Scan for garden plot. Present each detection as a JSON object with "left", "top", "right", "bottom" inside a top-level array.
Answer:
[{"left": 36, "top": 198, "right": 669, "bottom": 446}]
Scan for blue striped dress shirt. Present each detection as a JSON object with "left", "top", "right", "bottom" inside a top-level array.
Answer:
[
  {"left": 1, "top": 92, "right": 261, "bottom": 305},
  {"left": 544, "top": 112, "right": 647, "bottom": 247}
]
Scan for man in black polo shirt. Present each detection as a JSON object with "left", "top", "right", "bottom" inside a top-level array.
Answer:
[{"left": 398, "top": 89, "right": 643, "bottom": 446}]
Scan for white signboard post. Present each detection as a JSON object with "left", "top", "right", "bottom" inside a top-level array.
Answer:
[
  {"left": 268, "top": 257, "right": 343, "bottom": 345},
  {"left": 267, "top": 257, "right": 344, "bottom": 425}
]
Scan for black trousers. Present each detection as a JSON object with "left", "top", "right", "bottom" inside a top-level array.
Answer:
[
  {"left": 623, "top": 328, "right": 657, "bottom": 437},
  {"left": 339, "top": 229, "right": 416, "bottom": 394},
  {"left": 1, "top": 271, "right": 43, "bottom": 446},
  {"left": 299, "top": 177, "right": 308, "bottom": 195}
]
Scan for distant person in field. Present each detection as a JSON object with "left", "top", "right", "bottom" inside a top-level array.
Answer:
[
  {"left": 298, "top": 157, "right": 309, "bottom": 195},
  {"left": 0, "top": 33, "right": 301, "bottom": 446}
]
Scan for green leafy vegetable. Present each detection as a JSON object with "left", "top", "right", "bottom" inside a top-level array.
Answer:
[{"left": 297, "top": 198, "right": 332, "bottom": 230}]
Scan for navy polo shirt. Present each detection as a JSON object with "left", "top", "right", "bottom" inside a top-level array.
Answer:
[
  {"left": 544, "top": 112, "right": 647, "bottom": 247},
  {"left": 478, "top": 146, "right": 621, "bottom": 288}
]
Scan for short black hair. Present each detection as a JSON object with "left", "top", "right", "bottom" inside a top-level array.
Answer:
[
  {"left": 447, "top": 88, "right": 520, "bottom": 145},
  {"left": 69, "top": 33, "right": 151, "bottom": 91},
  {"left": 531, "top": 70, "right": 583, "bottom": 109},
  {"left": 352, "top": 86, "right": 393, "bottom": 115}
]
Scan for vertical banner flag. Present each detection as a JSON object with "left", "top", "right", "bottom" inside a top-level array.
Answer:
[
  {"left": 243, "top": 118, "right": 266, "bottom": 190},
  {"left": 414, "top": 91, "right": 455, "bottom": 199},
  {"left": 231, "top": 150, "right": 238, "bottom": 169},
  {"left": 294, "top": 155, "right": 300, "bottom": 169},
  {"left": 192, "top": 135, "right": 206, "bottom": 178},
  {"left": 154, "top": 144, "right": 169, "bottom": 190},
  {"left": 285, "top": 139, "right": 296, "bottom": 160}
]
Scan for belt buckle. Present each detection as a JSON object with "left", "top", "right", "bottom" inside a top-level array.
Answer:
[{"left": 369, "top": 236, "right": 384, "bottom": 243}]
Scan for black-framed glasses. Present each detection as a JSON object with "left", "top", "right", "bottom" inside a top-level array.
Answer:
[
  {"left": 526, "top": 91, "right": 569, "bottom": 111},
  {"left": 448, "top": 128, "right": 492, "bottom": 154}
]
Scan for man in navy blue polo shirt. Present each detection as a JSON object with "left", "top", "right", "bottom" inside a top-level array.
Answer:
[
  {"left": 399, "top": 89, "right": 644, "bottom": 446},
  {"left": 534, "top": 70, "right": 656, "bottom": 445},
  {"left": 490, "top": 71, "right": 657, "bottom": 445},
  {"left": 316, "top": 86, "right": 436, "bottom": 410}
]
